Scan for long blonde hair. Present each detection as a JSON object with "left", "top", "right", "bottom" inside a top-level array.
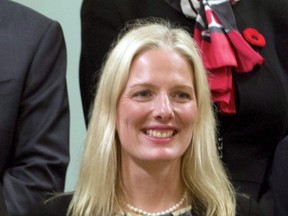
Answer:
[{"left": 68, "top": 19, "right": 236, "bottom": 216}]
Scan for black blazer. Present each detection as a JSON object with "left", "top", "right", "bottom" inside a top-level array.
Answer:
[
  {"left": 0, "top": 0, "right": 69, "bottom": 215},
  {"left": 271, "top": 136, "right": 288, "bottom": 216},
  {"left": 79, "top": 0, "right": 288, "bottom": 214},
  {"left": 0, "top": 184, "right": 8, "bottom": 216}
]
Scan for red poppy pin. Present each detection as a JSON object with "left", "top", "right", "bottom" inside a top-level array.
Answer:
[{"left": 243, "top": 28, "right": 266, "bottom": 47}]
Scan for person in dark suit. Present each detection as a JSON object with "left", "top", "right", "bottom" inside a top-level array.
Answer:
[
  {"left": 79, "top": 0, "right": 288, "bottom": 215},
  {"left": 0, "top": 0, "right": 69, "bottom": 215},
  {"left": 271, "top": 136, "right": 288, "bottom": 216}
]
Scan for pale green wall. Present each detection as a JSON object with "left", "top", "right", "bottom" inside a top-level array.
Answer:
[{"left": 11, "top": 0, "right": 86, "bottom": 192}]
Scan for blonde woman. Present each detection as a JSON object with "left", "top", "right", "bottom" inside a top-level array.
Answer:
[{"left": 37, "top": 20, "right": 240, "bottom": 216}]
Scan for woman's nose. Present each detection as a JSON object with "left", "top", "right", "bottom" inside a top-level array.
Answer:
[{"left": 153, "top": 94, "right": 174, "bottom": 121}]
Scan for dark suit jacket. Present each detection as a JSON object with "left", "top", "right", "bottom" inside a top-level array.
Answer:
[
  {"left": 0, "top": 0, "right": 69, "bottom": 215},
  {"left": 79, "top": 0, "right": 288, "bottom": 215},
  {"left": 0, "top": 185, "right": 8, "bottom": 216},
  {"left": 271, "top": 136, "right": 288, "bottom": 216}
]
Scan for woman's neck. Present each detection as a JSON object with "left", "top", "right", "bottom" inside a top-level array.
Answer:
[{"left": 119, "top": 159, "right": 187, "bottom": 213}]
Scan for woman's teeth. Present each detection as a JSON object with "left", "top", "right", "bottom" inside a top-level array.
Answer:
[{"left": 146, "top": 130, "right": 174, "bottom": 138}]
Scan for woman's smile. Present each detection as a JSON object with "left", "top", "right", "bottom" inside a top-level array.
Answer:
[{"left": 144, "top": 129, "right": 175, "bottom": 138}]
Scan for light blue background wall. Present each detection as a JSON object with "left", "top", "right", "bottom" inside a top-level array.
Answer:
[{"left": 11, "top": 0, "right": 86, "bottom": 192}]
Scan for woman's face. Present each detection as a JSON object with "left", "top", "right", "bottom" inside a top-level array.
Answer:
[{"left": 116, "top": 48, "right": 197, "bottom": 163}]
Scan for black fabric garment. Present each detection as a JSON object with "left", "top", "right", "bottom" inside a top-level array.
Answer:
[
  {"left": 271, "top": 136, "right": 288, "bottom": 216},
  {"left": 0, "top": 0, "right": 69, "bottom": 215},
  {"left": 79, "top": 0, "right": 288, "bottom": 215},
  {"left": 0, "top": 184, "right": 8, "bottom": 216}
]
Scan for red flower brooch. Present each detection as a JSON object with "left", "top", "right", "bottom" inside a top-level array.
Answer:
[{"left": 243, "top": 28, "right": 266, "bottom": 47}]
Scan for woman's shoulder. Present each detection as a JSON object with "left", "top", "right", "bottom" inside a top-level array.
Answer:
[{"left": 33, "top": 193, "right": 73, "bottom": 216}]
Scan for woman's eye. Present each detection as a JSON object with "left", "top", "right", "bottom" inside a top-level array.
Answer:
[
  {"left": 132, "top": 90, "right": 152, "bottom": 100},
  {"left": 174, "top": 92, "right": 191, "bottom": 101}
]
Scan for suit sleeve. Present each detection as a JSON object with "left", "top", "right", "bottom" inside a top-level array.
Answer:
[
  {"left": 2, "top": 21, "right": 69, "bottom": 216},
  {"left": 0, "top": 185, "right": 8, "bottom": 216},
  {"left": 271, "top": 136, "right": 288, "bottom": 216},
  {"left": 79, "top": 0, "right": 124, "bottom": 124}
]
